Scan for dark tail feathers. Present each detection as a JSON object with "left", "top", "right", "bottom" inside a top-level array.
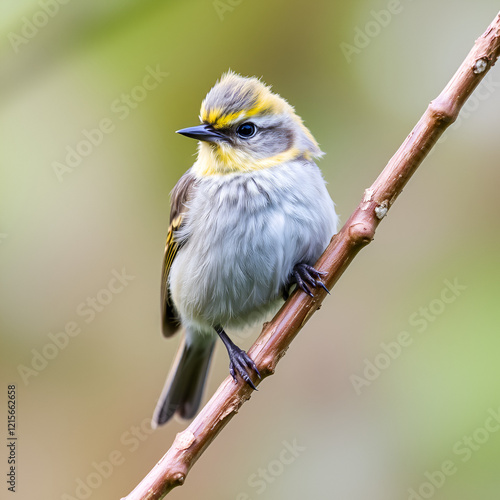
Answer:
[{"left": 152, "top": 337, "right": 215, "bottom": 427}]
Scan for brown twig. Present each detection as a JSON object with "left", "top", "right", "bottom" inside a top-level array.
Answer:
[{"left": 122, "top": 12, "right": 500, "bottom": 500}]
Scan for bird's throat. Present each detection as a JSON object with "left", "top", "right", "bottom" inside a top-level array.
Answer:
[{"left": 193, "top": 143, "right": 304, "bottom": 177}]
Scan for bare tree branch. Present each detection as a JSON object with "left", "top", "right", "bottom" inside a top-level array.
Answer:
[{"left": 122, "top": 12, "right": 500, "bottom": 500}]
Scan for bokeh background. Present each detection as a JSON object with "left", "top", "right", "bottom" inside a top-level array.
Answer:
[{"left": 2, "top": 1, "right": 500, "bottom": 499}]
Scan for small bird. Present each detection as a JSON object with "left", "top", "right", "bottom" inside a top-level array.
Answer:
[{"left": 152, "top": 71, "right": 338, "bottom": 426}]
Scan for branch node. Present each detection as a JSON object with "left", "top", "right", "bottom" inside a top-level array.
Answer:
[
  {"left": 348, "top": 221, "right": 374, "bottom": 245},
  {"left": 173, "top": 430, "right": 196, "bottom": 450},
  {"left": 428, "top": 96, "right": 458, "bottom": 126},
  {"left": 171, "top": 472, "right": 185, "bottom": 486},
  {"left": 473, "top": 57, "right": 489, "bottom": 74},
  {"left": 260, "top": 356, "right": 277, "bottom": 376},
  {"left": 375, "top": 201, "right": 389, "bottom": 220}
]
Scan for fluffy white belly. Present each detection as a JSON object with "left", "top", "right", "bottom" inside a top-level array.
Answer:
[{"left": 169, "top": 161, "right": 338, "bottom": 332}]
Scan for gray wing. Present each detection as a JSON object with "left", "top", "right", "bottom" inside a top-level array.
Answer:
[{"left": 161, "top": 171, "right": 197, "bottom": 337}]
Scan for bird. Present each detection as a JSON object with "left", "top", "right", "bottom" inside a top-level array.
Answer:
[{"left": 152, "top": 71, "right": 338, "bottom": 427}]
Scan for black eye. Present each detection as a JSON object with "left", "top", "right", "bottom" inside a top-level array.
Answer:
[{"left": 236, "top": 122, "right": 257, "bottom": 138}]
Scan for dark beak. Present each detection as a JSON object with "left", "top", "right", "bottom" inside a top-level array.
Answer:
[{"left": 176, "top": 124, "right": 226, "bottom": 142}]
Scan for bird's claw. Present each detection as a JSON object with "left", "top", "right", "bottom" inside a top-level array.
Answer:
[
  {"left": 291, "top": 263, "right": 329, "bottom": 297},
  {"left": 228, "top": 345, "right": 261, "bottom": 390}
]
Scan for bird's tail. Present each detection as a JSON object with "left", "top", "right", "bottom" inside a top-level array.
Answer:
[{"left": 152, "top": 333, "right": 215, "bottom": 427}]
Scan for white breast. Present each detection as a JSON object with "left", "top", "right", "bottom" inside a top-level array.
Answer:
[{"left": 169, "top": 160, "right": 338, "bottom": 332}]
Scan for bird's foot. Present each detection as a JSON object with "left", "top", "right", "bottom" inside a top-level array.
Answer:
[
  {"left": 215, "top": 326, "right": 261, "bottom": 390},
  {"left": 227, "top": 344, "right": 261, "bottom": 390},
  {"left": 291, "top": 263, "right": 329, "bottom": 298}
]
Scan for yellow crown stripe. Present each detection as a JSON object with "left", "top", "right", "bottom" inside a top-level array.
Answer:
[{"left": 201, "top": 96, "right": 279, "bottom": 128}]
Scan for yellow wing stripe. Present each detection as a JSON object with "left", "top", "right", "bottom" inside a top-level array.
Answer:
[{"left": 162, "top": 215, "right": 183, "bottom": 301}]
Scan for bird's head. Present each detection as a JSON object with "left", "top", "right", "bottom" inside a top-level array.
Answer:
[{"left": 177, "top": 71, "right": 323, "bottom": 176}]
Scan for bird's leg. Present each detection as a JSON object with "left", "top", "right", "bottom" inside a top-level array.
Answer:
[
  {"left": 287, "top": 262, "right": 330, "bottom": 298},
  {"left": 214, "top": 325, "right": 261, "bottom": 390}
]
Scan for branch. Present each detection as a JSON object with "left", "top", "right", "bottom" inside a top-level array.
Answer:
[{"left": 123, "top": 12, "right": 500, "bottom": 500}]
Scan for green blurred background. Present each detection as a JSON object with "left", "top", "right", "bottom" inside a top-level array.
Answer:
[{"left": 1, "top": 1, "right": 500, "bottom": 499}]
